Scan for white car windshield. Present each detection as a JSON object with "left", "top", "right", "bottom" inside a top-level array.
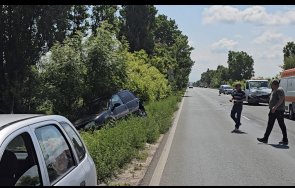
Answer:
[{"left": 249, "top": 81, "right": 269, "bottom": 89}]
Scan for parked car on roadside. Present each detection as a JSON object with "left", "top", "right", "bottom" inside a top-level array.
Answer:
[
  {"left": 0, "top": 114, "right": 97, "bottom": 186},
  {"left": 74, "top": 90, "right": 147, "bottom": 130},
  {"left": 219, "top": 85, "right": 233, "bottom": 95},
  {"left": 280, "top": 68, "right": 295, "bottom": 120}
]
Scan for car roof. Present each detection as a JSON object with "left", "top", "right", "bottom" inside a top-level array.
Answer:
[{"left": 0, "top": 114, "right": 43, "bottom": 128}]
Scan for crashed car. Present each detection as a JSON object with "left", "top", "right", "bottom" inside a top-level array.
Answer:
[
  {"left": 244, "top": 80, "right": 271, "bottom": 104},
  {"left": 74, "top": 90, "right": 147, "bottom": 130}
]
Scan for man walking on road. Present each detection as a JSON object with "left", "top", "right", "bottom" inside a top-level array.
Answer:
[
  {"left": 257, "top": 80, "right": 288, "bottom": 145},
  {"left": 230, "top": 83, "right": 246, "bottom": 132}
]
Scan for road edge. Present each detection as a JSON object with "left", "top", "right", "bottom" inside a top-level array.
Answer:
[{"left": 148, "top": 90, "right": 186, "bottom": 186}]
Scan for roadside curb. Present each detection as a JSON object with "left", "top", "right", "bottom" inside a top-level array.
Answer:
[{"left": 148, "top": 90, "right": 186, "bottom": 186}]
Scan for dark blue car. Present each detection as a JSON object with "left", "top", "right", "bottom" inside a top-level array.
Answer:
[{"left": 74, "top": 90, "right": 147, "bottom": 130}]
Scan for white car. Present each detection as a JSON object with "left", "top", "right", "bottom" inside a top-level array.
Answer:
[{"left": 0, "top": 114, "right": 97, "bottom": 186}]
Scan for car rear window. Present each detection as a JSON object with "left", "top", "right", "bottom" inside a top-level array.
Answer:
[{"left": 118, "top": 91, "right": 135, "bottom": 103}]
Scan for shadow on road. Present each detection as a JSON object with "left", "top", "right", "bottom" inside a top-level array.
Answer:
[
  {"left": 269, "top": 144, "right": 290, "bottom": 149},
  {"left": 243, "top": 103, "right": 269, "bottom": 107},
  {"left": 284, "top": 115, "right": 295, "bottom": 121},
  {"left": 231, "top": 130, "right": 247, "bottom": 134},
  {"left": 257, "top": 143, "right": 290, "bottom": 149}
]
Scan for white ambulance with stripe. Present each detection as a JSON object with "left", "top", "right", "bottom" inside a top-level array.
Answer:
[{"left": 280, "top": 68, "right": 295, "bottom": 120}]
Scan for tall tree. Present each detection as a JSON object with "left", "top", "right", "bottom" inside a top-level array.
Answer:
[
  {"left": 68, "top": 5, "right": 90, "bottom": 36},
  {"left": 227, "top": 51, "right": 254, "bottom": 81},
  {"left": 119, "top": 5, "right": 157, "bottom": 55},
  {"left": 0, "top": 5, "right": 72, "bottom": 113},
  {"left": 91, "top": 5, "right": 118, "bottom": 35},
  {"left": 282, "top": 42, "right": 295, "bottom": 70}
]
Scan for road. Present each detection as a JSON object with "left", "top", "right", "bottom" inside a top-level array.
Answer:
[{"left": 141, "top": 87, "right": 295, "bottom": 186}]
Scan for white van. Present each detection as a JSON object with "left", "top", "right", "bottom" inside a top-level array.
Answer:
[{"left": 280, "top": 68, "right": 295, "bottom": 120}]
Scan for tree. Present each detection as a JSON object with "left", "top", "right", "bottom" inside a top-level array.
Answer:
[
  {"left": 124, "top": 50, "right": 171, "bottom": 101},
  {"left": 40, "top": 32, "right": 87, "bottom": 120},
  {"left": 0, "top": 5, "right": 72, "bottom": 113},
  {"left": 91, "top": 5, "right": 119, "bottom": 35},
  {"left": 283, "top": 42, "right": 295, "bottom": 58},
  {"left": 227, "top": 51, "right": 254, "bottom": 81},
  {"left": 67, "top": 5, "right": 90, "bottom": 36},
  {"left": 83, "top": 22, "right": 128, "bottom": 112},
  {"left": 282, "top": 42, "right": 295, "bottom": 70},
  {"left": 119, "top": 5, "right": 157, "bottom": 55},
  {"left": 153, "top": 14, "right": 180, "bottom": 46}
]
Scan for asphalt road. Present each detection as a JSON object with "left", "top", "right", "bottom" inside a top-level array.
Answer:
[{"left": 141, "top": 87, "right": 295, "bottom": 186}]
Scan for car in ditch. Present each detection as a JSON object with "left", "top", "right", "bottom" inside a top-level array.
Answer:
[
  {"left": 0, "top": 114, "right": 97, "bottom": 186},
  {"left": 244, "top": 80, "right": 271, "bottom": 104},
  {"left": 74, "top": 90, "right": 147, "bottom": 130}
]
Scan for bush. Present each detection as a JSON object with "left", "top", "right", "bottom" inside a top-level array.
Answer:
[{"left": 80, "top": 93, "right": 182, "bottom": 184}]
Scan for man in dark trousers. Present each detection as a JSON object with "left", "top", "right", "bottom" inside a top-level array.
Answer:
[
  {"left": 230, "top": 83, "right": 246, "bottom": 132},
  {"left": 257, "top": 80, "right": 288, "bottom": 145}
]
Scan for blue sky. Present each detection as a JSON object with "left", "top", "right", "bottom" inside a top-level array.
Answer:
[{"left": 155, "top": 5, "right": 295, "bottom": 82}]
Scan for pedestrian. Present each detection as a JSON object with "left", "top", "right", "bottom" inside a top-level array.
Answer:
[
  {"left": 230, "top": 83, "right": 246, "bottom": 132},
  {"left": 257, "top": 80, "right": 288, "bottom": 145}
]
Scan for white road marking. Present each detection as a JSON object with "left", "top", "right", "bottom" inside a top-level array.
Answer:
[
  {"left": 242, "top": 115, "right": 250, "bottom": 120},
  {"left": 149, "top": 90, "right": 186, "bottom": 186}
]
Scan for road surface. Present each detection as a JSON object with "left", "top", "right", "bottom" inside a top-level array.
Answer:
[{"left": 141, "top": 87, "right": 295, "bottom": 186}]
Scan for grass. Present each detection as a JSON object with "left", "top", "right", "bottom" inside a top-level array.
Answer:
[{"left": 80, "top": 91, "right": 183, "bottom": 184}]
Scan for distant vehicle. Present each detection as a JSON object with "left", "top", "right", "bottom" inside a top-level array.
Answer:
[
  {"left": 219, "top": 85, "right": 233, "bottom": 95},
  {"left": 189, "top": 85, "right": 193, "bottom": 88},
  {"left": 74, "top": 90, "right": 147, "bottom": 130},
  {"left": 244, "top": 80, "right": 271, "bottom": 104},
  {"left": 280, "top": 68, "right": 295, "bottom": 120},
  {"left": 0, "top": 114, "right": 97, "bottom": 186}
]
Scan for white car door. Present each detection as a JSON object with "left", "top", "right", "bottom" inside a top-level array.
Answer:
[{"left": 29, "top": 120, "right": 88, "bottom": 186}]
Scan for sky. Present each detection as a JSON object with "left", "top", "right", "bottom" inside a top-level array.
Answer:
[{"left": 154, "top": 5, "right": 295, "bottom": 82}]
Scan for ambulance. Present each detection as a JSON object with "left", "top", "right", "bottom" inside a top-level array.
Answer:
[{"left": 280, "top": 68, "right": 295, "bottom": 120}]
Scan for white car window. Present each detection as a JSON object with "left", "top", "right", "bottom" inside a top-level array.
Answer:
[
  {"left": 35, "top": 125, "right": 75, "bottom": 184},
  {"left": 60, "top": 122, "right": 86, "bottom": 162},
  {"left": 0, "top": 132, "right": 42, "bottom": 186}
]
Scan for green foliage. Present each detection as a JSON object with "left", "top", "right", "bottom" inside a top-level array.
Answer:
[
  {"left": 119, "top": 5, "right": 157, "bottom": 55},
  {"left": 199, "top": 51, "right": 254, "bottom": 88},
  {"left": 124, "top": 50, "right": 171, "bottom": 102},
  {"left": 227, "top": 51, "right": 255, "bottom": 81},
  {"left": 40, "top": 32, "right": 86, "bottom": 120},
  {"left": 282, "top": 42, "right": 295, "bottom": 70},
  {"left": 80, "top": 94, "right": 182, "bottom": 184}
]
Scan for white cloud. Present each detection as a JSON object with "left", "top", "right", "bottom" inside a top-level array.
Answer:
[
  {"left": 253, "top": 31, "right": 293, "bottom": 44},
  {"left": 211, "top": 38, "right": 238, "bottom": 53},
  {"left": 202, "top": 5, "right": 295, "bottom": 25},
  {"left": 253, "top": 31, "right": 284, "bottom": 44}
]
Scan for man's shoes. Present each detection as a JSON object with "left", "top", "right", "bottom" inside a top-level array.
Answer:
[
  {"left": 279, "top": 139, "right": 288, "bottom": 145},
  {"left": 257, "top": 137, "right": 268, "bottom": 144}
]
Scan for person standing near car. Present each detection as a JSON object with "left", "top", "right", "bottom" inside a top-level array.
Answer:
[
  {"left": 230, "top": 83, "right": 246, "bottom": 132},
  {"left": 257, "top": 80, "right": 288, "bottom": 145}
]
